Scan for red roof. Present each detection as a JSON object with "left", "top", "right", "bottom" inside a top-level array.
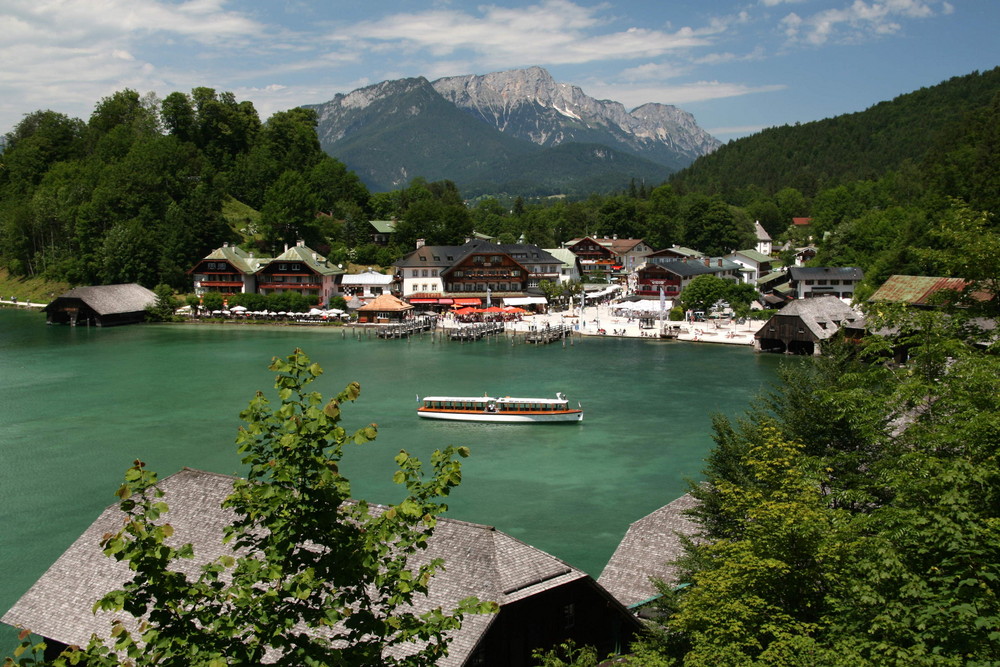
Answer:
[{"left": 792, "top": 217, "right": 812, "bottom": 226}]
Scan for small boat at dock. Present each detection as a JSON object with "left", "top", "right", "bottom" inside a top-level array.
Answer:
[{"left": 417, "top": 393, "right": 583, "bottom": 423}]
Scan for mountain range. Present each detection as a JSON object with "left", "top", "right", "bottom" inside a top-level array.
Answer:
[{"left": 305, "top": 67, "right": 720, "bottom": 197}]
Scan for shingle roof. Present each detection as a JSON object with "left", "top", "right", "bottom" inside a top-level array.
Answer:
[
  {"left": 761, "top": 297, "right": 862, "bottom": 340},
  {"left": 44, "top": 284, "right": 157, "bottom": 316},
  {"left": 543, "top": 248, "right": 580, "bottom": 269},
  {"left": 754, "top": 221, "right": 772, "bottom": 242},
  {"left": 2, "top": 468, "right": 591, "bottom": 666},
  {"left": 598, "top": 494, "right": 701, "bottom": 608}
]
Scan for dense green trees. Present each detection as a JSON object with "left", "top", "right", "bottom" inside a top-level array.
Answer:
[
  {"left": 630, "top": 308, "right": 1000, "bottom": 666},
  {"left": 0, "top": 89, "right": 366, "bottom": 290}
]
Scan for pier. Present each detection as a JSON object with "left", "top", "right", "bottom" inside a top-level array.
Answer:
[
  {"left": 524, "top": 324, "right": 573, "bottom": 344},
  {"left": 449, "top": 321, "right": 507, "bottom": 341},
  {"left": 375, "top": 317, "right": 437, "bottom": 339}
]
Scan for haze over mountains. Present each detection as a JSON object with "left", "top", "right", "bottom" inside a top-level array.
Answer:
[{"left": 305, "top": 67, "right": 721, "bottom": 197}]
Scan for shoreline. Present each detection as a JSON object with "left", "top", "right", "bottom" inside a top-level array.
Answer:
[{"left": 6, "top": 298, "right": 762, "bottom": 347}]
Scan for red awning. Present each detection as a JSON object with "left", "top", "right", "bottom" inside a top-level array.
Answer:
[
  {"left": 452, "top": 298, "right": 481, "bottom": 305},
  {"left": 437, "top": 298, "right": 454, "bottom": 305},
  {"left": 409, "top": 299, "right": 438, "bottom": 304}
]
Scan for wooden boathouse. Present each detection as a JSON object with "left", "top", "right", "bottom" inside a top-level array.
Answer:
[
  {"left": 44, "top": 284, "right": 156, "bottom": 327},
  {"left": 753, "top": 297, "right": 861, "bottom": 355}
]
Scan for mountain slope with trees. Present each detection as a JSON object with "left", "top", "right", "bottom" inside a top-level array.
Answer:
[{"left": 669, "top": 67, "right": 1000, "bottom": 200}]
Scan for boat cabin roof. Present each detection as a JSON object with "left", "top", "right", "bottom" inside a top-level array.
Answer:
[{"left": 422, "top": 396, "right": 567, "bottom": 405}]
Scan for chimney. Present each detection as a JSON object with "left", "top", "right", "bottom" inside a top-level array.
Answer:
[
  {"left": 416, "top": 238, "right": 425, "bottom": 249},
  {"left": 704, "top": 258, "right": 710, "bottom": 266},
  {"left": 297, "top": 240, "right": 305, "bottom": 247},
  {"left": 718, "top": 259, "right": 722, "bottom": 267},
  {"left": 223, "top": 242, "right": 228, "bottom": 248}
]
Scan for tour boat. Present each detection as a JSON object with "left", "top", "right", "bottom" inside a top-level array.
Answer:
[{"left": 417, "top": 393, "right": 583, "bottom": 423}]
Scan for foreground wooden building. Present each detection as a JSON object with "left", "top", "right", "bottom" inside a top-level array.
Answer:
[
  {"left": 3, "top": 468, "right": 640, "bottom": 666},
  {"left": 43, "top": 284, "right": 156, "bottom": 327},
  {"left": 598, "top": 494, "right": 701, "bottom": 610}
]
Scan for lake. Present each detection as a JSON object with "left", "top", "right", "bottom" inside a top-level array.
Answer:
[{"left": 0, "top": 308, "right": 783, "bottom": 647}]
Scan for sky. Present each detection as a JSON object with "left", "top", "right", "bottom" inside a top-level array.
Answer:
[{"left": 1, "top": 0, "right": 998, "bottom": 143}]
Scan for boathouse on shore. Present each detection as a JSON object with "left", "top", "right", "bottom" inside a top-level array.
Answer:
[
  {"left": 2, "top": 468, "right": 641, "bottom": 666},
  {"left": 754, "top": 296, "right": 862, "bottom": 355},
  {"left": 43, "top": 284, "right": 156, "bottom": 327}
]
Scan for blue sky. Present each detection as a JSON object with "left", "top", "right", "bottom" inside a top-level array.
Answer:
[{"left": 1, "top": 0, "right": 997, "bottom": 142}]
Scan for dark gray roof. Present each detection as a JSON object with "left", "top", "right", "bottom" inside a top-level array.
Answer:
[
  {"left": 760, "top": 297, "right": 862, "bottom": 340},
  {"left": 598, "top": 494, "right": 701, "bottom": 608},
  {"left": 395, "top": 241, "right": 559, "bottom": 271},
  {"left": 789, "top": 266, "right": 864, "bottom": 281},
  {"left": 45, "top": 284, "right": 156, "bottom": 315},
  {"left": 647, "top": 257, "right": 742, "bottom": 278},
  {"left": 3, "top": 468, "right": 589, "bottom": 666}
]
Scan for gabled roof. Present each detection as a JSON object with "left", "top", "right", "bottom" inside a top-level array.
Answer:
[
  {"left": 395, "top": 241, "right": 558, "bottom": 270},
  {"left": 789, "top": 266, "right": 864, "bottom": 282},
  {"left": 655, "top": 258, "right": 742, "bottom": 279},
  {"left": 792, "top": 217, "right": 812, "bottom": 226},
  {"left": 270, "top": 245, "right": 343, "bottom": 276},
  {"left": 198, "top": 245, "right": 263, "bottom": 274},
  {"left": 368, "top": 219, "right": 396, "bottom": 234},
  {"left": 869, "top": 275, "right": 972, "bottom": 306},
  {"left": 647, "top": 246, "right": 704, "bottom": 259},
  {"left": 340, "top": 270, "right": 395, "bottom": 286},
  {"left": 565, "top": 237, "right": 648, "bottom": 256},
  {"left": 2, "top": 468, "right": 592, "bottom": 667},
  {"left": 754, "top": 221, "right": 772, "bottom": 242},
  {"left": 598, "top": 494, "right": 700, "bottom": 608},
  {"left": 44, "top": 284, "right": 156, "bottom": 316},
  {"left": 729, "top": 249, "right": 772, "bottom": 264},
  {"left": 543, "top": 248, "right": 581, "bottom": 269},
  {"left": 760, "top": 297, "right": 861, "bottom": 340}
]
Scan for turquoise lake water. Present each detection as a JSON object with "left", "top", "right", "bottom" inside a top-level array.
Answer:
[{"left": 0, "top": 308, "right": 784, "bottom": 649}]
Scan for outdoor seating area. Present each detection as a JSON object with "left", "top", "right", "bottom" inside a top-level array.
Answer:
[
  {"left": 180, "top": 305, "right": 351, "bottom": 323},
  {"left": 448, "top": 305, "right": 529, "bottom": 323}
]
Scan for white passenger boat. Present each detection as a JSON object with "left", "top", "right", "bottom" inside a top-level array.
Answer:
[{"left": 417, "top": 393, "right": 583, "bottom": 423}]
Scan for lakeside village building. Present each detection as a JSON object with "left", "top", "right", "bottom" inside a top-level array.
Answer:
[{"left": 187, "top": 225, "right": 862, "bottom": 315}]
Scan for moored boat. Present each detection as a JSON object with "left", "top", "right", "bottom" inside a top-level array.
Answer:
[{"left": 417, "top": 393, "right": 583, "bottom": 423}]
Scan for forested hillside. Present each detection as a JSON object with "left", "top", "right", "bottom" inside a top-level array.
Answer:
[
  {"left": 669, "top": 67, "right": 1000, "bottom": 199},
  {"left": 0, "top": 89, "right": 370, "bottom": 290}
]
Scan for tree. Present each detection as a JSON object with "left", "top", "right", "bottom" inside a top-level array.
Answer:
[
  {"left": 146, "top": 284, "right": 178, "bottom": 321},
  {"left": 679, "top": 274, "right": 730, "bottom": 313},
  {"left": 10, "top": 349, "right": 495, "bottom": 666}
]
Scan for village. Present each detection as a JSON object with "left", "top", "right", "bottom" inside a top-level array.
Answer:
[{"left": 31, "top": 216, "right": 919, "bottom": 358}]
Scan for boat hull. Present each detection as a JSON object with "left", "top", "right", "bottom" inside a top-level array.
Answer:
[{"left": 417, "top": 409, "right": 583, "bottom": 423}]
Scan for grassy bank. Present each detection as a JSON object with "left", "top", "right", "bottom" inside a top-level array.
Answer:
[{"left": 0, "top": 269, "right": 70, "bottom": 305}]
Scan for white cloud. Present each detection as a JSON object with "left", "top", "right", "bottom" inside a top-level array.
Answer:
[
  {"left": 334, "top": 0, "right": 718, "bottom": 69},
  {"left": 779, "top": 0, "right": 950, "bottom": 46},
  {"left": 587, "top": 80, "right": 787, "bottom": 109}
]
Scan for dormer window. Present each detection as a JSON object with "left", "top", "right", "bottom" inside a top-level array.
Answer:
[{"left": 420, "top": 256, "right": 426, "bottom": 261}]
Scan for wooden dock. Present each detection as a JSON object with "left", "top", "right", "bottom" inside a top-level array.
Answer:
[
  {"left": 524, "top": 324, "right": 573, "bottom": 344},
  {"left": 449, "top": 321, "right": 507, "bottom": 341},
  {"left": 375, "top": 317, "right": 437, "bottom": 339}
]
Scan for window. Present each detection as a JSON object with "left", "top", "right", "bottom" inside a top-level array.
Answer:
[
  {"left": 431, "top": 269, "right": 438, "bottom": 276},
  {"left": 411, "top": 269, "right": 419, "bottom": 277},
  {"left": 279, "top": 263, "right": 287, "bottom": 271},
  {"left": 422, "top": 269, "right": 428, "bottom": 277},
  {"left": 562, "top": 603, "right": 576, "bottom": 629}
]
